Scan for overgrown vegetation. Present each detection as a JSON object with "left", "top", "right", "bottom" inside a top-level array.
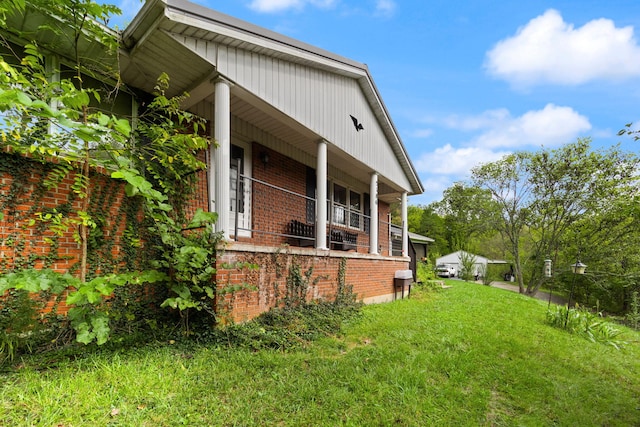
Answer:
[
  {"left": 216, "top": 257, "right": 360, "bottom": 352},
  {"left": 626, "top": 291, "right": 640, "bottom": 329},
  {"left": 0, "top": 0, "right": 227, "bottom": 354},
  {"left": 546, "top": 305, "right": 627, "bottom": 348},
  {"left": 458, "top": 250, "right": 477, "bottom": 281},
  {"left": 416, "top": 260, "right": 436, "bottom": 283}
]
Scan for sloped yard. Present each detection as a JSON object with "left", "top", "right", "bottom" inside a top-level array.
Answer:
[{"left": 1, "top": 281, "right": 639, "bottom": 426}]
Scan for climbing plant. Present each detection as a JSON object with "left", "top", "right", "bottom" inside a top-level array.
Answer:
[{"left": 0, "top": 0, "right": 222, "bottom": 347}]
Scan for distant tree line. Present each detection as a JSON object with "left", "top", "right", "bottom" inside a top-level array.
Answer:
[{"left": 404, "top": 138, "right": 640, "bottom": 318}]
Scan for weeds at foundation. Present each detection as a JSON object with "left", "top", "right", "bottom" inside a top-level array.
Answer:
[{"left": 211, "top": 256, "right": 360, "bottom": 351}]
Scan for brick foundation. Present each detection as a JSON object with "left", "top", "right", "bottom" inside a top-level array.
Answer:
[{"left": 215, "top": 242, "right": 409, "bottom": 323}]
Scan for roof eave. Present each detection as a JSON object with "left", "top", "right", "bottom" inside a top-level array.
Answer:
[{"left": 123, "top": 0, "right": 423, "bottom": 196}]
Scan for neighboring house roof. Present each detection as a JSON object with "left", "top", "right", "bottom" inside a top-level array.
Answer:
[
  {"left": 120, "top": 0, "right": 423, "bottom": 201},
  {"left": 390, "top": 225, "right": 434, "bottom": 244},
  {"left": 436, "top": 250, "right": 506, "bottom": 265},
  {"left": 408, "top": 231, "right": 435, "bottom": 244}
]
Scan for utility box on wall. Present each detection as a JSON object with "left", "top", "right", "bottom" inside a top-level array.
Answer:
[{"left": 394, "top": 269, "right": 413, "bottom": 299}]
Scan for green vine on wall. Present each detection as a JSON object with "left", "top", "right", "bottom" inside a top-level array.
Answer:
[{"left": 0, "top": 153, "right": 148, "bottom": 276}]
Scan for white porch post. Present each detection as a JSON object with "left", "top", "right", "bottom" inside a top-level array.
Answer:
[
  {"left": 211, "top": 77, "right": 232, "bottom": 239},
  {"left": 45, "top": 55, "right": 60, "bottom": 135},
  {"left": 369, "top": 173, "right": 378, "bottom": 254},
  {"left": 401, "top": 191, "right": 408, "bottom": 257},
  {"left": 316, "top": 140, "right": 328, "bottom": 250}
]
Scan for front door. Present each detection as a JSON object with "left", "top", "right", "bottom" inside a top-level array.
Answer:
[{"left": 230, "top": 143, "right": 251, "bottom": 238}]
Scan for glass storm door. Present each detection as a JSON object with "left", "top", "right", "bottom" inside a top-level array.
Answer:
[{"left": 230, "top": 144, "right": 251, "bottom": 238}]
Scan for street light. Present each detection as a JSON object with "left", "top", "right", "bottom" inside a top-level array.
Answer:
[{"left": 565, "top": 258, "right": 587, "bottom": 327}]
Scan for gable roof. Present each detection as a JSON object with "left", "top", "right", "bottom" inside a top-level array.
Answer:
[{"left": 120, "top": 0, "right": 423, "bottom": 198}]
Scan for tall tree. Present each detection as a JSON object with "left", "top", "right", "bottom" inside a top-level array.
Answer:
[
  {"left": 437, "top": 182, "right": 499, "bottom": 252},
  {"left": 472, "top": 139, "right": 639, "bottom": 296},
  {"left": 472, "top": 152, "right": 532, "bottom": 293},
  {"left": 407, "top": 204, "right": 448, "bottom": 258}
]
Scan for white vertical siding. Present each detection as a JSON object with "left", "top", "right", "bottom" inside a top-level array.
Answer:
[{"left": 172, "top": 34, "right": 410, "bottom": 189}]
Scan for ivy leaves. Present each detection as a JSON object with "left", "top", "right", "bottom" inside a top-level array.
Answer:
[
  {"left": 0, "top": 269, "right": 76, "bottom": 294},
  {"left": 66, "top": 271, "right": 168, "bottom": 345}
]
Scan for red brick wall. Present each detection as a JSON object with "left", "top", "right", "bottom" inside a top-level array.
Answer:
[
  {"left": 250, "top": 144, "right": 308, "bottom": 246},
  {"left": 2, "top": 148, "right": 409, "bottom": 321},
  {"left": 0, "top": 152, "right": 150, "bottom": 314},
  {"left": 0, "top": 153, "right": 139, "bottom": 276},
  {"left": 183, "top": 151, "right": 209, "bottom": 220},
  {"left": 248, "top": 144, "right": 392, "bottom": 255},
  {"left": 215, "top": 247, "right": 409, "bottom": 323}
]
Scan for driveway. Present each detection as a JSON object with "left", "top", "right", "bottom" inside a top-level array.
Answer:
[{"left": 490, "top": 281, "right": 567, "bottom": 305}]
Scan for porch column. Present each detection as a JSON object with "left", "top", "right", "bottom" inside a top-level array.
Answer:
[
  {"left": 211, "top": 77, "right": 232, "bottom": 239},
  {"left": 316, "top": 140, "right": 328, "bottom": 250},
  {"left": 45, "top": 55, "right": 60, "bottom": 135},
  {"left": 401, "top": 191, "right": 408, "bottom": 257},
  {"left": 369, "top": 173, "right": 379, "bottom": 254}
]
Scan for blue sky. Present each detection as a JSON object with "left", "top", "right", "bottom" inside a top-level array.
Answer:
[{"left": 116, "top": 0, "right": 640, "bottom": 206}]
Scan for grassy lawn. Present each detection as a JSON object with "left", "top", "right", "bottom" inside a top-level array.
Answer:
[{"left": 1, "top": 281, "right": 639, "bottom": 426}]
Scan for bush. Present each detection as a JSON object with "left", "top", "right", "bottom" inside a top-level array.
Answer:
[
  {"left": 416, "top": 260, "right": 436, "bottom": 283},
  {"left": 546, "top": 305, "right": 627, "bottom": 349},
  {"left": 625, "top": 291, "right": 640, "bottom": 330},
  {"left": 200, "top": 301, "right": 362, "bottom": 352},
  {"left": 480, "top": 263, "right": 502, "bottom": 286}
]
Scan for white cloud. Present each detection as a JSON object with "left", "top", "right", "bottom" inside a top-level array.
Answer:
[
  {"left": 413, "top": 175, "right": 455, "bottom": 205},
  {"left": 485, "top": 9, "right": 640, "bottom": 87},
  {"left": 410, "top": 128, "right": 434, "bottom": 138},
  {"left": 439, "top": 104, "right": 591, "bottom": 149},
  {"left": 249, "top": 0, "right": 336, "bottom": 13},
  {"left": 415, "top": 144, "right": 511, "bottom": 176},
  {"left": 412, "top": 104, "right": 592, "bottom": 202},
  {"left": 249, "top": 0, "right": 303, "bottom": 12},
  {"left": 375, "top": 0, "right": 396, "bottom": 17},
  {"left": 441, "top": 109, "right": 511, "bottom": 131},
  {"left": 476, "top": 104, "right": 591, "bottom": 148}
]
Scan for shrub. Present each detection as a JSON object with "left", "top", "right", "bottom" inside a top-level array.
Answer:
[
  {"left": 546, "top": 305, "right": 627, "bottom": 349},
  {"left": 416, "top": 260, "right": 436, "bottom": 283},
  {"left": 459, "top": 251, "right": 477, "bottom": 282},
  {"left": 625, "top": 291, "right": 640, "bottom": 330}
]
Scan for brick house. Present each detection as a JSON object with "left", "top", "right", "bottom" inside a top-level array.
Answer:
[{"left": 2, "top": 0, "right": 423, "bottom": 322}]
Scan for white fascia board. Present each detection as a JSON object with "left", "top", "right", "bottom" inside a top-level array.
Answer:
[{"left": 163, "top": 0, "right": 366, "bottom": 79}]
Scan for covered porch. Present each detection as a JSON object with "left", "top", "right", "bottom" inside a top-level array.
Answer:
[{"left": 121, "top": 0, "right": 423, "bottom": 320}]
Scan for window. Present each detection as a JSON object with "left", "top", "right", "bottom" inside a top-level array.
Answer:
[
  {"left": 333, "top": 184, "right": 347, "bottom": 225},
  {"left": 329, "top": 183, "right": 363, "bottom": 230},
  {"left": 350, "top": 190, "right": 361, "bottom": 228}
]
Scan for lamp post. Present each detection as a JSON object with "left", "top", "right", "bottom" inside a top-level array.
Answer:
[{"left": 564, "top": 258, "right": 587, "bottom": 327}]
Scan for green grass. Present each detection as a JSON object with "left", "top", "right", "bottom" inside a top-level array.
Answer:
[{"left": 1, "top": 281, "right": 639, "bottom": 426}]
